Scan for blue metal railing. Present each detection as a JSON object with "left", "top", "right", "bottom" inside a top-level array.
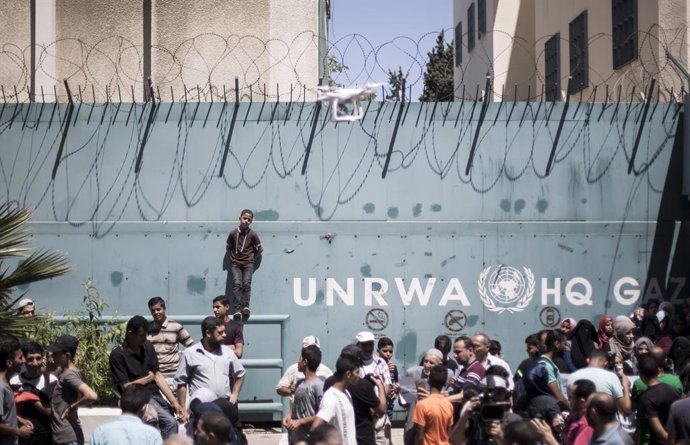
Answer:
[{"left": 53, "top": 313, "right": 290, "bottom": 414}]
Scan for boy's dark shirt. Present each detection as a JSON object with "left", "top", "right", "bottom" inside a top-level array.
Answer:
[
  {"left": 109, "top": 340, "right": 160, "bottom": 395},
  {"left": 640, "top": 382, "right": 680, "bottom": 445},
  {"left": 226, "top": 228, "right": 261, "bottom": 266},
  {"left": 324, "top": 375, "right": 378, "bottom": 445},
  {"left": 515, "top": 358, "right": 536, "bottom": 380},
  {"left": 223, "top": 319, "right": 244, "bottom": 347}
]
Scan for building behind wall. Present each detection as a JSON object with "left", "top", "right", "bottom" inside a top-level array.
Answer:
[
  {"left": 0, "top": 0, "right": 330, "bottom": 102},
  {"left": 453, "top": 0, "right": 690, "bottom": 102}
]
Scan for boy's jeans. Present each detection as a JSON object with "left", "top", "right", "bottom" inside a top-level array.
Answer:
[{"left": 231, "top": 264, "right": 254, "bottom": 311}]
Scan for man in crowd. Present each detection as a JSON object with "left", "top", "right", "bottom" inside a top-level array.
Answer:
[
  {"left": 535, "top": 330, "right": 569, "bottom": 410},
  {"left": 412, "top": 365, "right": 453, "bottom": 445},
  {"left": 585, "top": 393, "right": 634, "bottom": 445},
  {"left": 89, "top": 384, "right": 162, "bottom": 445},
  {"left": 322, "top": 345, "right": 386, "bottom": 445},
  {"left": 282, "top": 345, "right": 324, "bottom": 444},
  {"left": 355, "top": 331, "right": 392, "bottom": 445},
  {"left": 567, "top": 350, "right": 632, "bottom": 415},
  {"left": 110, "top": 315, "right": 185, "bottom": 439},
  {"left": 276, "top": 336, "right": 332, "bottom": 399},
  {"left": 15, "top": 299, "right": 35, "bottom": 318},
  {"left": 147, "top": 297, "right": 195, "bottom": 381},
  {"left": 666, "top": 390, "right": 690, "bottom": 444},
  {"left": 211, "top": 296, "right": 245, "bottom": 358},
  {"left": 472, "top": 332, "right": 513, "bottom": 388},
  {"left": 10, "top": 341, "right": 57, "bottom": 444},
  {"left": 312, "top": 353, "right": 361, "bottom": 445},
  {"left": 174, "top": 316, "right": 245, "bottom": 438},
  {"left": 637, "top": 354, "right": 679, "bottom": 445},
  {"left": 0, "top": 335, "right": 32, "bottom": 444},
  {"left": 451, "top": 336, "right": 485, "bottom": 394},
  {"left": 195, "top": 411, "right": 232, "bottom": 445}
]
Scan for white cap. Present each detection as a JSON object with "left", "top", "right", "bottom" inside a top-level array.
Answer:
[
  {"left": 301, "top": 336, "right": 320, "bottom": 349},
  {"left": 356, "top": 331, "right": 375, "bottom": 343},
  {"left": 656, "top": 310, "right": 668, "bottom": 323},
  {"left": 17, "top": 298, "right": 34, "bottom": 309}
]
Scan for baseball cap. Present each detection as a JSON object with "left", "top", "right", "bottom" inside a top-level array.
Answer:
[
  {"left": 47, "top": 335, "right": 79, "bottom": 353},
  {"left": 301, "top": 336, "right": 320, "bottom": 349},
  {"left": 17, "top": 298, "right": 34, "bottom": 310},
  {"left": 355, "top": 331, "right": 375, "bottom": 343}
]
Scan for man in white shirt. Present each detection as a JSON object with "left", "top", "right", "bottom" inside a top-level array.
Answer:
[
  {"left": 567, "top": 349, "right": 632, "bottom": 414},
  {"left": 472, "top": 332, "right": 514, "bottom": 389},
  {"left": 312, "top": 353, "right": 361, "bottom": 445}
]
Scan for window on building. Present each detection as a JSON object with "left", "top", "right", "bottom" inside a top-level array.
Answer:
[
  {"left": 468, "top": 3, "right": 475, "bottom": 52},
  {"left": 612, "top": 0, "right": 638, "bottom": 69},
  {"left": 569, "top": 11, "right": 588, "bottom": 94},
  {"left": 478, "top": 0, "right": 487, "bottom": 39},
  {"left": 455, "top": 22, "right": 463, "bottom": 66},
  {"left": 545, "top": 33, "right": 560, "bottom": 101}
]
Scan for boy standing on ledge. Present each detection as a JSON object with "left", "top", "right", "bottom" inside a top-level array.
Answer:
[{"left": 226, "top": 209, "right": 263, "bottom": 319}]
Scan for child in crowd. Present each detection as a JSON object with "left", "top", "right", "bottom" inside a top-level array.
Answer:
[
  {"left": 377, "top": 337, "right": 399, "bottom": 421},
  {"left": 226, "top": 209, "right": 263, "bottom": 319},
  {"left": 283, "top": 345, "right": 324, "bottom": 443}
]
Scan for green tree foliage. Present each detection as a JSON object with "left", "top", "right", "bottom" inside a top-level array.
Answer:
[
  {"left": 0, "top": 203, "right": 71, "bottom": 335},
  {"left": 32, "top": 279, "right": 125, "bottom": 406},
  {"left": 386, "top": 67, "right": 407, "bottom": 101},
  {"left": 419, "top": 31, "right": 455, "bottom": 102}
]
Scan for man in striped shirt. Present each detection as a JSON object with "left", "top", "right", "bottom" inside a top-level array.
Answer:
[{"left": 147, "top": 297, "right": 195, "bottom": 377}]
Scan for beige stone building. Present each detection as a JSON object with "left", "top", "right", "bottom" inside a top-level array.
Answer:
[
  {"left": 0, "top": 0, "right": 330, "bottom": 102},
  {"left": 453, "top": 0, "right": 690, "bottom": 102}
]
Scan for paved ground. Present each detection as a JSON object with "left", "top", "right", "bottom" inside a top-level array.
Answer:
[{"left": 79, "top": 409, "right": 406, "bottom": 444}]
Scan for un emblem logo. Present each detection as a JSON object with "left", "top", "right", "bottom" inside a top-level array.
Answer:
[{"left": 478, "top": 265, "right": 536, "bottom": 314}]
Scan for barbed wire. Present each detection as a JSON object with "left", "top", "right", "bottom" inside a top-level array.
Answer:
[{"left": 0, "top": 26, "right": 688, "bottom": 103}]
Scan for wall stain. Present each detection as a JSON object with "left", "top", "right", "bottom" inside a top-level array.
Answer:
[
  {"left": 412, "top": 203, "right": 422, "bottom": 217},
  {"left": 581, "top": 198, "right": 588, "bottom": 204},
  {"left": 387, "top": 206, "right": 399, "bottom": 218},
  {"left": 500, "top": 199, "right": 511, "bottom": 212},
  {"left": 397, "top": 330, "right": 418, "bottom": 362},
  {"left": 441, "top": 255, "right": 457, "bottom": 267},
  {"left": 514, "top": 199, "right": 526, "bottom": 214},
  {"left": 424, "top": 252, "right": 433, "bottom": 257},
  {"left": 363, "top": 203, "right": 375, "bottom": 214},
  {"left": 187, "top": 275, "right": 206, "bottom": 294},
  {"left": 254, "top": 209, "right": 279, "bottom": 221},
  {"left": 315, "top": 290, "right": 324, "bottom": 304},
  {"left": 536, "top": 199, "right": 549, "bottom": 213},
  {"left": 110, "top": 271, "right": 124, "bottom": 286},
  {"left": 430, "top": 204, "right": 442, "bottom": 212},
  {"left": 360, "top": 264, "right": 372, "bottom": 277},
  {"left": 466, "top": 315, "right": 479, "bottom": 327},
  {"left": 557, "top": 243, "right": 574, "bottom": 253}
]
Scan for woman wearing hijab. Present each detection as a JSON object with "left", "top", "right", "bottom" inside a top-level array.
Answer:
[
  {"left": 597, "top": 316, "right": 614, "bottom": 349},
  {"left": 569, "top": 320, "right": 598, "bottom": 370},
  {"left": 560, "top": 317, "right": 578, "bottom": 372},
  {"left": 669, "top": 337, "right": 690, "bottom": 376},
  {"left": 607, "top": 316, "right": 637, "bottom": 375},
  {"left": 671, "top": 315, "right": 688, "bottom": 338},
  {"left": 655, "top": 310, "right": 673, "bottom": 353},
  {"left": 633, "top": 337, "right": 653, "bottom": 360}
]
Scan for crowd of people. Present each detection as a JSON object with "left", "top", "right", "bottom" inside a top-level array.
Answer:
[
  {"left": 271, "top": 301, "right": 690, "bottom": 445},
  {"left": 2, "top": 295, "right": 690, "bottom": 445}
]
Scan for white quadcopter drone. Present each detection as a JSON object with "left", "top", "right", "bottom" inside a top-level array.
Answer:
[{"left": 316, "top": 83, "right": 383, "bottom": 122}]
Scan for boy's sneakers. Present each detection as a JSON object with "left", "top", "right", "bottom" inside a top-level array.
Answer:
[
  {"left": 241, "top": 307, "right": 251, "bottom": 321},
  {"left": 233, "top": 311, "right": 242, "bottom": 319}
]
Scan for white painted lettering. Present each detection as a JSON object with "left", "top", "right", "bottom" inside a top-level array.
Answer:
[
  {"left": 326, "top": 278, "right": 355, "bottom": 306},
  {"left": 644, "top": 278, "right": 664, "bottom": 300},
  {"left": 364, "top": 278, "right": 389, "bottom": 306},
  {"left": 293, "top": 278, "right": 317, "bottom": 306},
  {"left": 395, "top": 278, "right": 435, "bottom": 306},
  {"left": 614, "top": 277, "right": 640, "bottom": 305},
  {"left": 565, "top": 277, "right": 593, "bottom": 306},
  {"left": 439, "top": 278, "right": 471, "bottom": 306},
  {"left": 541, "top": 278, "right": 561, "bottom": 305}
]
